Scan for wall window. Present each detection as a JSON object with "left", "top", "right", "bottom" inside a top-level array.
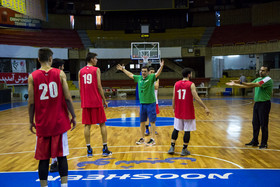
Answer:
[
  {"left": 95, "top": 4, "right": 102, "bottom": 29},
  {"left": 70, "top": 15, "right": 74, "bottom": 29},
  {"left": 215, "top": 11, "right": 220, "bottom": 26}
]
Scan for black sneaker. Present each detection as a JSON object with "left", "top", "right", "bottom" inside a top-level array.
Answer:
[
  {"left": 136, "top": 138, "right": 145, "bottom": 145},
  {"left": 102, "top": 149, "right": 112, "bottom": 157},
  {"left": 87, "top": 148, "right": 93, "bottom": 158},
  {"left": 181, "top": 148, "right": 191, "bottom": 156},
  {"left": 245, "top": 142, "right": 259, "bottom": 147},
  {"left": 145, "top": 129, "right": 150, "bottom": 136},
  {"left": 168, "top": 146, "right": 175, "bottom": 155},
  {"left": 50, "top": 162, "right": 58, "bottom": 173},
  {"left": 259, "top": 144, "right": 267, "bottom": 149},
  {"left": 146, "top": 139, "right": 156, "bottom": 146}
]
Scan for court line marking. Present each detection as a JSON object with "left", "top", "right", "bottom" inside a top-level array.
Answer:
[
  {"left": 0, "top": 99, "right": 255, "bottom": 112},
  {"left": 1, "top": 97, "right": 280, "bottom": 113},
  {"left": 66, "top": 151, "right": 244, "bottom": 169},
  {"left": 1, "top": 145, "right": 279, "bottom": 156},
  {"left": 3, "top": 118, "right": 280, "bottom": 126},
  {"left": 191, "top": 154, "right": 243, "bottom": 169},
  {"left": 1, "top": 168, "right": 280, "bottom": 173}
]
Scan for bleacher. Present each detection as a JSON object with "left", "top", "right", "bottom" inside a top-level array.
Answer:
[
  {"left": 101, "top": 78, "right": 210, "bottom": 88},
  {"left": 86, "top": 27, "right": 206, "bottom": 48},
  {"left": 0, "top": 28, "right": 84, "bottom": 49},
  {"left": 67, "top": 81, "right": 80, "bottom": 98},
  {"left": 208, "top": 24, "right": 280, "bottom": 47}
]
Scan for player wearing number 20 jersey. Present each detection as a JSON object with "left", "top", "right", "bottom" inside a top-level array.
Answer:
[
  {"left": 32, "top": 68, "right": 71, "bottom": 137},
  {"left": 174, "top": 80, "right": 195, "bottom": 120}
]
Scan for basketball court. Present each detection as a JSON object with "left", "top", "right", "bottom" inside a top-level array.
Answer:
[
  {"left": 1, "top": 1, "right": 280, "bottom": 186},
  {"left": 0, "top": 97, "right": 280, "bottom": 186}
]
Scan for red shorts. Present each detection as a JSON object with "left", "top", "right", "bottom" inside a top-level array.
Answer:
[
  {"left": 156, "top": 104, "right": 160, "bottom": 114},
  {"left": 35, "top": 132, "right": 69, "bottom": 160},
  {"left": 82, "top": 107, "right": 107, "bottom": 124}
]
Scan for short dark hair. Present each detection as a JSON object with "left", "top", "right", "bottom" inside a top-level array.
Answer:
[
  {"left": 182, "top": 68, "right": 192, "bottom": 78},
  {"left": 149, "top": 67, "right": 155, "bottom": 71},
  {"left": 86, "top": 52, "right": 97, "bottom": 62},
  {"left": 141, "top": 66, "right": 149, "bottom": 71},
  {"left": 52, "top": 58, "right": 64, "bottom": 68},
  {"left": 38, "top": 48, "right": 53, "bottom": 62},
  {"left": 262, "top": 65, "right": 270, "bottom": 72}
]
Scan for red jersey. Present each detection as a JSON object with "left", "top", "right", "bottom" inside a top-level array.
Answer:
[
  {"left": 79, "top": 66, "right": 103, "bottom": 108},
  {"left": 32, "top": 68, "right": 71, "bottom": 137},
  {"left": 174, "top": 80, "right": 195, "bottom": 119}
]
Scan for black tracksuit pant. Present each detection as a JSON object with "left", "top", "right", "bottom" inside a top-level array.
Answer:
[{"left": 252, "top": 100, "right": 271, "bottom": 145}]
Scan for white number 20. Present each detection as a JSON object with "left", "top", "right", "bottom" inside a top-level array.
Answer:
[{"left": 39, "top": 82, "right": 58, "bottom": 100}]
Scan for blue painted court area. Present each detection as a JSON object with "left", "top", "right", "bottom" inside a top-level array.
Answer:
[
  {"left": 271, "top": 98, "right": 280, "bottom": 104},
  {"left": 106, "top": 117, "right": 173, "bottom": 127},
  {"left": 107, "top": 99, "right": 173, "bottom": 107},
  {"left": 0, "top": 102, "right": 27, "bottom": 111},
  {"left": 0, "top": 169, "right": 279, "bottom": 187}
]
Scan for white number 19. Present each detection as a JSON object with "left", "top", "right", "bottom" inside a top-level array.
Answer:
[{"left": 82, "top": 74, "right": 92, "bottom": 84}]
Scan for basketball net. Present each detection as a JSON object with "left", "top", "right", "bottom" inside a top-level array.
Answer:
[{"left": 141, "top": 56, "right": 151, "bottom": 66}]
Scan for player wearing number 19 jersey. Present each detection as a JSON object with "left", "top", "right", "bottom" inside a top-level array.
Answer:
[
  {"left": 168, "top": 68, "right": 210, "bottom": 156},
  {"left": 79, "top": 52, "right": 112, "bottom": 157}
]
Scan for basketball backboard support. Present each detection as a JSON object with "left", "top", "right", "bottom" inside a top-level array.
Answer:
[{"left": 131, "top": 42, "right": 160, "bottom": 65}]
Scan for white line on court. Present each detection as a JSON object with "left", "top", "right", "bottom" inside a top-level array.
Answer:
[
  {"left": 66, "top": 151, "right": 244, "bottom": 169},
  {"left": 2, "top": 118, "right": 280, "bottom": 126},
  {"left": 1, "top": 145, "right": 279, "bottom": 156},
  {"left": 191, "top": 154, "right": 243, "bottom": 169}
]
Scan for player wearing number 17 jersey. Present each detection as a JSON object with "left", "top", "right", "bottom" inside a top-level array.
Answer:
[
  {"left": 168, "top": 68, "right": 210, "bottom": 156},
  {"left": 79, "top": 52, "right": 112, "bottom": 157},
  {"left": 28, "top": 48, "right": 76, "bottom": 187}
]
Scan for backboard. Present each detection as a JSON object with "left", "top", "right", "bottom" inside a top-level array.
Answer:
[{"left": 131, "top": 42, "right": 160, "bottom": 65}]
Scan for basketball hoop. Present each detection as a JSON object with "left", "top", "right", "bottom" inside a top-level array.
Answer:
[
  {"left": 131, "top": 42, "right": 160, "bottom": 66},
  {"left": 142, "top": 56, "right": 149, "bottom": 64}
]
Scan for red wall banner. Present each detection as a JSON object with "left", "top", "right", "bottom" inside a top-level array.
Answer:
[{"left": 0, "top": 73, "right": 28, "bottom": 85}]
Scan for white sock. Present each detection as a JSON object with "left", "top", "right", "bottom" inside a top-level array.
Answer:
[
  {"left": 61, "top": 184, "right": 68, "bottom": 187},
  {"left": 51, "top": 157, "right": 57, "bottom": 164}
]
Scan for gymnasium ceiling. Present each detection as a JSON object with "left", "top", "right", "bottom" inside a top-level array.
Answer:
[{"left": 46, "top": 0, "right": 280, "bottom": 15}]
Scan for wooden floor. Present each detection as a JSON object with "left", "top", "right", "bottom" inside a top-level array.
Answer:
[{"left": 0, "top": 97, "right": 280, "bottom": 172}]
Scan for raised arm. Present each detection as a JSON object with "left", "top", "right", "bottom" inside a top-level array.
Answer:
[
  {"left": 226, "top": 81, "right": 260, "bottom": 88},
  {"left": 28, "top": 74, "right": 36, "bottom": 134},
  {"left": 60, "top": 71, "right": 76, "bottom": 130},
  {"left": 116, "top": 64, "right": 134, "bottom": 79},
  {"left": 172, "top": 85, "right": 175, "bottom": 110},
  {"left": 155, "top": 60, "right": 164, "bottom": 78},
  {"left": 96, "top": 68, "right": 108, "bottom": 108},
  {"left": 154, "top": 79, "right": 159, "bottom": 90},
  {"left": 190, "top": 83, "right": 210, "bottom": 115},
  {"left": 78, "top": 70, "right": 80, "bottom": 89}
]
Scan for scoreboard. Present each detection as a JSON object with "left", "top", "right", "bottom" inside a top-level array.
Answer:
[{"left": 100, "top": 0, "right": 188, "bottom": 11}]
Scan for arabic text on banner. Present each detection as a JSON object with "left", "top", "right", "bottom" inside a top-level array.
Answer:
[{"left": 0, "top": 73, "right": 28, "bottom": 85}]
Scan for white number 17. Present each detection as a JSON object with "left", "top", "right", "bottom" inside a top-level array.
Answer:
[{"left": 177, "top": 89, "right": 186, "bottom": 100}]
